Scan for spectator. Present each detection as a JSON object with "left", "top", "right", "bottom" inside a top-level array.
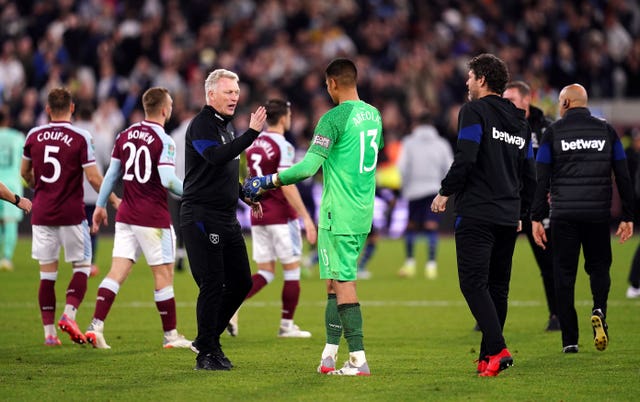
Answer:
[{"left": 396, "top": 112, "right": 453, "bottom": 280}]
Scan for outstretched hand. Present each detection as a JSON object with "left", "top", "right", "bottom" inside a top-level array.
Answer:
[
  {"left": 243, "top": 174, "right": 278, "bottom": 202},
  {"left": 249, "top": 106, "right": 267, "bottom": 132}
]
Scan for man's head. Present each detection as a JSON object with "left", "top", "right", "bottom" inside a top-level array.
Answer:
[
  {"left": 503, "top": 81, "right": 532, "bottom": 116},
  {"left": 466, "top": 53, "right": 509, "bottom": 101},
  {"left": 558, "top": 83, "right": 588, "bottom": 118},
  {"left": 142, "top": 87, "right": 173, "bottom": 124},
  {"left": 324, "top": 58, "right": 357, "bottom": 104},
  {"left": 265, "top": 99, "right": 291, "bottom": 131},
  {"left": 204, "top": 69, "right": 240, "bottom": 116},
  {"left": 46, "top": 87, "right": 74, "bottom": 120}
]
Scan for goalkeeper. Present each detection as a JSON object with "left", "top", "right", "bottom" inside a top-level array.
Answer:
[{"left": 245, "top": 58, "right": 382, "bottom": 377}]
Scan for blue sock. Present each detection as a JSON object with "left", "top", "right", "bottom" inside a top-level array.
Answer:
[
  {"left": 405, "top": 231, "right": 416, "bottom": 260},
  {"left": 359, "top": 243, "right": 376, "bottom": 270},
  {"left": 426, "top": 230, "right": 437, "bottom": 261}
]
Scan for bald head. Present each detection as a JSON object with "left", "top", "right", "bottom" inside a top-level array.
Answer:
[{"left": 558, "top": 83, "right": 588, "bottom": 117}]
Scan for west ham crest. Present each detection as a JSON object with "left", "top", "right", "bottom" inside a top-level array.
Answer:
[{"left": 209, "top": 233, "right": 219, "bottom": 244}]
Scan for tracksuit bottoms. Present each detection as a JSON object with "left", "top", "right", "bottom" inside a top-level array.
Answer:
[
  {"left": 455, "top": 216, "right": 518, "bottom": 359},
  {"left": 550, "top": 219, "right": 611, "bottom": 347}
]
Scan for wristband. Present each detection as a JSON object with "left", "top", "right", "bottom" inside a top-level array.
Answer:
[{"left": 13, "top": 194, "right": 20, "bottom": 206}]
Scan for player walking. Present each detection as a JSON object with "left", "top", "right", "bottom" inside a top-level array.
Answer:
[
  {"left": 243, "top": 99, "right": 316, "bottom": 338},
  {"left": 86, "top": 87, "right": 191, "bottom": 349},
  {"left": 21, "top": 87, "right": 117, "bottom": 346}
]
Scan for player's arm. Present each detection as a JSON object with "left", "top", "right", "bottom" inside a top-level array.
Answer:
[
  {"left": 244, "top": 152, "right": 325, "bottom": 200},
  {"left": 90, "top": 159, "right": 122, "bottom": 233},
  {"left": 20, "top": 158, "right": 34, "bottom": 188},
  {"left": 158, "top": 165, "right": 183, "bottom": 196},
  {"left": 281, "top": 183, "right": 317, "bottom": 245},
  {"left": 85, "top": 163, "right": 120, "bottom": 209},
  {"left": 0, "top": 181, "right": 32, "bottom": 213}
]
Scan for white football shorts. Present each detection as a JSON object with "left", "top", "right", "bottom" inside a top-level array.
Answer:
[
  {"left": 32, "top": 221, "right": 91, "bottom": 263},
  {"left": 112, "top": 222, "right": 176, "bottom": 266},
  {"left": 251, "top": 219, "right": 302, "bottom": 264}
]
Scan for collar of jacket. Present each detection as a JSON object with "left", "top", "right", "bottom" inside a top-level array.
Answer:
[
  {"left": 204, "top": 105, "right": 233, "bottom": 125},
  {"left": 564, "top": 107, "right": 590, "bottom": 118}
]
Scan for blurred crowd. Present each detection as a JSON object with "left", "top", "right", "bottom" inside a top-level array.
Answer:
[{"left": 1, "top": 0, "right": 639, "bottom": 157}]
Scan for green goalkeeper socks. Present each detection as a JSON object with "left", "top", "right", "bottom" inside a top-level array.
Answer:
[
  {"left": 338, "top": 303, "right": 364, "bottom": 352},
  {"left": 325, "top": 294, "right": 342, "bottom": 344}
]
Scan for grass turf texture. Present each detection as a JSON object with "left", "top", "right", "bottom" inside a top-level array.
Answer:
[{"left": 1, "top": 235, "right": 639, "bottom": 401}]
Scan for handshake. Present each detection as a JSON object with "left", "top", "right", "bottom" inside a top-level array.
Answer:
[{"left": 243, "top": 174, "right": 279, "bottom": 202}]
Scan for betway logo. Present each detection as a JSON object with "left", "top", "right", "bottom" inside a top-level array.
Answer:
[
  {"left": 561, "top": 139, "right": 605, "bottom": 152},
  {"left": 492, "top": 127, "right": 525, "bottom": 149}
]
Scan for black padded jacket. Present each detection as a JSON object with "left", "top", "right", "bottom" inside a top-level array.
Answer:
[{"left": 531, "top": 107, "right": 634, "bottom": 222}]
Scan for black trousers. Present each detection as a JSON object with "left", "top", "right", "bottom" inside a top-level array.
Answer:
[
  {"left": 521, "top": 219, "right": 557, "bottom": 317},
  {"left": 455, "top": 217, "right": 518, "bottom": 358},
  {"left": 181, "top": 215, "right": 252, "bottom": 355},
  {"left": 550, "top": 219, "right": 611, "bottom": 347}
]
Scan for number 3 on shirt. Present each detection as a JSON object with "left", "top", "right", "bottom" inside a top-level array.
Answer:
[{"left": 359, "top": 129, "right": 379, "bottom": 173}]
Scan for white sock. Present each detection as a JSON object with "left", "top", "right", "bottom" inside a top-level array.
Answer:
[
  {"left": 258, "top": 270, "right": 275, "bottom": 283},
  {"left": 44, "top": 324, "right": 57, "bottom": 337},
  {"left": 322, "top": 343, "right": 339, "bottom": 359},
  {"left": 281, "top": 318, "right": 293, "bottom": 329},
  {"left": 350, "top": 350, "right": 366, "bottom": 366},
  {"left": 63, "top": 304, "right": 77, "bottom": 320},
  {"left": 90, "top": 318, "right": 104, "bottom": 331},
  {"left": 164, "top": 328, "right": 178, "bottom": 338}
]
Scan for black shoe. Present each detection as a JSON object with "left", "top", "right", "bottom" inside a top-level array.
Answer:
[
  {"left": 176, "top": 258, "right": 184, "bottom": 272},
  {"left": 195, "top": 352, "right": 231, "bottom": 371},
  {"left": 215, "top": 350, "right": 233, "bottom": 369},
  {"left": 545, "top": 315, "right": 561, "bottom": 331},
  {"left": 562, "top": 345, "right": 579, "bottom": 353},
  {"left": 591, "top": 309, "right": 609, "bottom": 351}
]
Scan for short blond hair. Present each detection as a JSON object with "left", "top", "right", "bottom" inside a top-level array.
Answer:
[{"left": 142, "top": 87, "right": 170, "bottom": 115}]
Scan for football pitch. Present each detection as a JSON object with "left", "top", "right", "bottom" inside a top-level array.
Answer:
[{"left": 1, "top": 235, "right": 639, "bottom": 401}]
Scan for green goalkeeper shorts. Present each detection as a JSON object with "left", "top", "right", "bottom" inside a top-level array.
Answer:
[{"left": 317, "top": 228, "right": 367, "bottom": 281}]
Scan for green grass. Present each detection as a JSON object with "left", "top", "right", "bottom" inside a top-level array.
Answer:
[{"left": 1, "top": 234, "right": 640, "bottom": 401}]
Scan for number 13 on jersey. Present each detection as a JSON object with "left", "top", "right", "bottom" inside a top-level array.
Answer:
[{"left": 359, "top": 129, "right": 379, "bottom": 174}]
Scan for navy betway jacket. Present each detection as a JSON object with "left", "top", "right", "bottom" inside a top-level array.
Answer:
[
  {"left": 531, "top": 107, "right": 634, "bottom": 223},
  {"left": 440, "top": 94, "right": 536, "bottom": 226}
]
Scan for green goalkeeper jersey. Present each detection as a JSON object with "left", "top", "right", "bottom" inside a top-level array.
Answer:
[{"left": 308, "top": 100, "right": 383, "bottom": 235}]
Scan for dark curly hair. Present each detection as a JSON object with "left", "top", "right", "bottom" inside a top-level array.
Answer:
[{"left": 468, "top": 54, "right": 509, "bottom": 95}]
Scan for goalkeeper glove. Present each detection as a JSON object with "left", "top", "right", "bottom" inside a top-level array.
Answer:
[{"left": 244, "top": 174, "right": 279, "bottom": 202}]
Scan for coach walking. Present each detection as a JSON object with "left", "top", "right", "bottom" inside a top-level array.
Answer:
[
  {"left": 431, "top": 54, "right": 536, "bottom": 377},
  {"left": 531, "top": 83, "right": 634, "bottom": 354}
]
